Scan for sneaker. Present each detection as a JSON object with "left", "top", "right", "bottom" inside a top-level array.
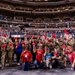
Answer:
[
  {"left": 50, "top": 65, "right": 52, "bottom": 69},
  {"left": 71, "top": 67, "right": 74, "bottom": 71},
  {"left": 17, "top": 63, "right": 20, "bottom": 66}
]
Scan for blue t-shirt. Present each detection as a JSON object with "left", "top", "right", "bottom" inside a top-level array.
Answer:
[
  {"left": 16, "top": 43, "right": 22, "bottom": 52},
  {"left": 44, "top": 53, "right": 52, "bottom": 60}
]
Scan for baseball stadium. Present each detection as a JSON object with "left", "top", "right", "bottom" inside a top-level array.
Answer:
[{"left": 0, "top": 0, "right": 75, "bottom": 75}]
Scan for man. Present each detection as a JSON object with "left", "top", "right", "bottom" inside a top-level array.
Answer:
[
  {"left": 30, "top": 39, "right": 36, "bottom": 62},
  {"left": 0, "top": 39, "right": 6, "bottom": 69},
  {"left": 24, "top": 37, "right": 28, "bottom": 45},
  {"left": 7, "top": 39, "right": 14, "bottom": 66},
  {"left": 51, "top": 47, "right": 62, "bottom": 68}
]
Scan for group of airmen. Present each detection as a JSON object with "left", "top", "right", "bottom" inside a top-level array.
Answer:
[
  {"left": 0, "top": 34, "right": 75, "bottom": 70},
  {"left": 0, "top": 38, "right": 14, "bottom": 69}
]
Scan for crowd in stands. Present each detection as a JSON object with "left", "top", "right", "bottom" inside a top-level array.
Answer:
[{"left": 0, "top": 14, "right": 75, "bottom": 26}]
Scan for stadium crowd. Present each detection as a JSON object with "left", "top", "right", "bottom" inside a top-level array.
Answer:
[{"left": 0, "top": 28, "right": 75, "bottom": 71}]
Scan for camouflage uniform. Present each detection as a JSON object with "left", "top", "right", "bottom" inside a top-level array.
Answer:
[
  {"left": 47, "top": 39, "right": 55, "bottom": 51},
  {"left": 67, "top": 38, "right": 74, "bottom": 47},
  {"left": 1, "top": 41, "right": 6, "bottom": 69},
  {"left": 24, "top": 38, "right": 29, "bottom": 50},
  {"left": 21, "top": 41, "right": 25, "bottom": 50},
  {"left": 7, "top": 39, "right": 14, "bottom": 66},
  {"left": 0, "top": 40, "right": 2, "bottom": 62}
]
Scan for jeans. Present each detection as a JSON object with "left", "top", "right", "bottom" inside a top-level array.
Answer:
[
  {"left": 34, "top": 60, "right": 42, "bottom": 69},
  {"left": 22, "top": 62, "right": 30, "bottom": 71}
]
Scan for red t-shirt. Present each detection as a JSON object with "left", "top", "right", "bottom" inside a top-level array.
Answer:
[
  {"left": 65, "top": 51, "right": 73, "bottom": 63},
  {"left": 20, "top": 50, "right": 32, "bottom": 62},
  {"left": 62, "top": 44, "right": 66, "bottom": 49},
  {"left": 72, "top": 51, "right": 75, "bottom": 61},
  {"left": 54, "top": 52, "right": 58, "bottom": 56},
  {"left": 36, "top": 49, "right": 44, "bottom": 62}
]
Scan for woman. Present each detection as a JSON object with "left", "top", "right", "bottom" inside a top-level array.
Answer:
[
  {"left": 34, "top": 44, "right": 44, "bottom": 69},
  {"left": 15, "top": 39, "right": 22, "bottom": 65},
  {"left": 44, "top": 46, "right": 52, "bottom": 69}
]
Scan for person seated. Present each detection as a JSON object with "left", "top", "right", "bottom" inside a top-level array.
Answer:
[
  {"left": 51, "top": 47, "right": 64, "bottom": 69},
  {"left": 44, "top": 47, "right": 52, "bottom": 69},
  {"left": 64, "top": 46, "right": 75, "bottom": 70},
  {"left": 71, "top": 49, "right": 75, "bottom": 70}
]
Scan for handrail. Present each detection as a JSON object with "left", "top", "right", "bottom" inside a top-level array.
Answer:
[
  {"left": 25, "top": 28, "right": 75, "bottom": 31},
  {"left": 0, "top": 19, "right": 75, "bottom": 25},
  {"left": 1, "top": 0, "right": 75, "bottom": 6},
  {"left": 0, "top": 6, "right": 75, "bottom": 14},
  {"left": 0, "top": 7, "right": 31, "bottom": 13}
]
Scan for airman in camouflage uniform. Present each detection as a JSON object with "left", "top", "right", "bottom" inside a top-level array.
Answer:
[
  {"left": 0, "top": 39, "right": 6, "bottom": 69},
  {"left": 7, "top": 39, "right": 14, "bottom": 66},
  {"left": 67, "top": 38, "right": 74, "bottom": 47},
  {"left": 0, "top": 39, "right": 2, "bottom": 63}
]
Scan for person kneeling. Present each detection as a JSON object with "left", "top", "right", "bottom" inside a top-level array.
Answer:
[{"left": 20, "top": 49, "right": 32, "bottom": 71}]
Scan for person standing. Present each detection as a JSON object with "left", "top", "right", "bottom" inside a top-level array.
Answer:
[
  {"left": 0, "top": 39, "right": 2, "bottom": 63},
  {"left": 15, "top": 39, "right": 22, "bottom": 65},
  {"left": 0, "top": 39, "right": 6, "bottom": 69},
  {"left": 7, "top": 39, "right": 14, "bottom": 66}
]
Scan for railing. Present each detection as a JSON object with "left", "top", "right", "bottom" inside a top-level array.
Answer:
[
  {"left": 0, "top": 7, "right": 31, "bottom": 13},
  {"left": 25, "top": 28, "right": 75, "bottom": 31},
  {"left": 0, "top": 5, "right": 74, "bottom": 14},
  {"left": 0, "top": 19, "right": 75, "bottom": 25},
  {"left": 1, "top": 0, "right": 75, "bottom": 6}
]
